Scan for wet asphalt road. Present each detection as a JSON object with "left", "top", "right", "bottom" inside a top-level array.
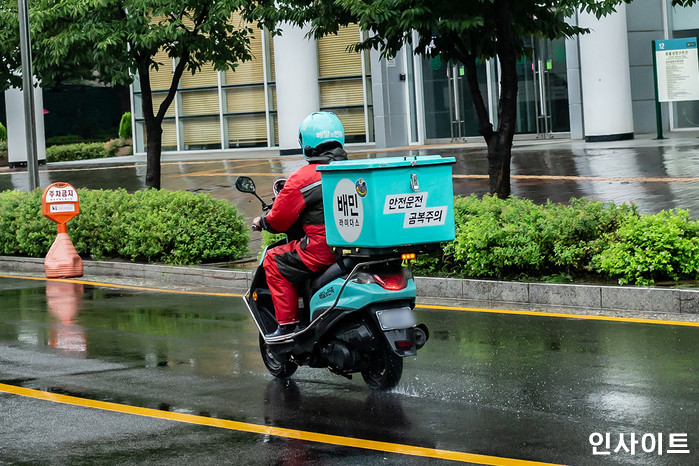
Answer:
[
  {"left": 0, "top": 277, "right": 696, "bottom": 465},
  {"left": 2, "top": 139, "right": 699, "bottom": 221}
]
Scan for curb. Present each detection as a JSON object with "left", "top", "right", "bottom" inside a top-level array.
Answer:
[
  {"left": 0, "top": 256, "right": 251, "bottom": 293},
  {"left": 2, "top": 256, "right": 697, "bottom": 318}
]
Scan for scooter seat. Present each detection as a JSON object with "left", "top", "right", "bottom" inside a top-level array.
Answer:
[{"left": 310, "top": 257, "right": 361, "bottom": 292}]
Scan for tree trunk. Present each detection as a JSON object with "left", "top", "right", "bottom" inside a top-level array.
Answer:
[
  {"left": 490, "top": 0, "right": 518, "bottom": 199},
  {"left": 458, "top": 1, "right": 517, "bottom": 199},
  {"left": 145, "top": 123, "right": 163, "bottom": 189},
  {"left": 136, "top": 49, "right": 189, "bottom": 190},
  {"left": 486, "top": 132, "right": 511, "bottom": 198},
  {"left": 137, "top": 59, "right": 162, "bottom": 190}
]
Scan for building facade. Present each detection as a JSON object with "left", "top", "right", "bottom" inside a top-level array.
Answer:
[{"left": 129, "top": 1, "right": 699, "bottom": 155}]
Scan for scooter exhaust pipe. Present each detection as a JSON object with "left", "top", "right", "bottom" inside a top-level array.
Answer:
[{"left": 414, "top": 324, "right": 429, "bottom": 350}]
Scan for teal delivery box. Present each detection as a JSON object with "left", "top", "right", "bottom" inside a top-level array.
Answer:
[{"left": 317, "top": 155, "right": 456, "bottom": 250}]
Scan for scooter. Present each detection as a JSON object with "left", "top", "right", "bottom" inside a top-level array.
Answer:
[{"left": 235, "top": 176, "right": 429, "bottom": 390}]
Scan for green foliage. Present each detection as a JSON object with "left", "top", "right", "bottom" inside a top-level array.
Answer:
[
  {"left": 411, "top": 195, "right": 699, "bottom": 286},
  {"left": 45, "top": 143, "right": 110, "bottom": 162},
  {"left": 276, "top": 0, "right": 697, "bottom": 65},
  {"left": 118, "top": 112, "right": 132, "bottom": 139},
  {"left": 0, "top": 122, "right": 6, "bottom": 141},
  {"left": 258, "top": 230, "right": 287, "bottom": 259},
  {"left": 450, "top": 195, "right": 635, "bottom": 279},
  {"left": 0, "top": 189, "right": 54, "bottom": 256},
  {"left": 0, "top": 0, "right": 281, "bottom": 188},
  {"left": 105, "top": 138, "right": 132, "bottom": 156},
  {"left": 592, "top": 210, "right": 699, "bottom": 285},
  {"left": 4, "top": 186, "right": 699, "bottom": 285},
  {"left": 0, "top": 140, "right": 7, "bottom": 158},
  {"left": 272, "top": 0, "right": 698, "bottom": 199},
  {"left": 46, "top": 134, "right": 86, "bottom": 147},
  {"left": 0, "top": 0, "right": 278, "bottom": 91},
  {"left": 254, "top": 193, "right": 699, "bottom": 287},
  {"left": 0, "top": 189, "right": 249, "bottom": 265},
  {"left": 412, "top": 195, "right": 645, "bottom": 282}
]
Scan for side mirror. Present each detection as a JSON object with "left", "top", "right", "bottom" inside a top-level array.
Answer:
[{"left": 235, "top": 176, "right": 256, "bottom": 194}]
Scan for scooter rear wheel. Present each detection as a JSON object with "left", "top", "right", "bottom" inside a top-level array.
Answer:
[
  {"left": 259, "top": 334, "right": 298, "bottom": 379},
  {"left": 361, "top": 343, "right": 403, "bottom": 390}
]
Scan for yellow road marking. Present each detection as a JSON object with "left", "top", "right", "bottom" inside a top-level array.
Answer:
[
  {"left": 36, "top": 164, "right": 139, "bottom": 173},
  {"left": 179, "top": 172, "right": 290, "bottom": 177},
  {"left": 1, "top": 274, "right": 696, "bottom": 327},
  {"left": 416, "top": 304, "right": 699, "bottom": 327},
  {"left": 175, "top": 160, "right": 281, "bottom": 177},
  {"left": 0, "top": 274, "right": 243, "bottom": 298},
  {"left": 0, "top": 382, "right": 562, "bottom": 465}
]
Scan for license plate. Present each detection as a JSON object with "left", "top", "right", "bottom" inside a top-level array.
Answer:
[{"left": 376, "top": 307, "right": 416, "bottom": 330}]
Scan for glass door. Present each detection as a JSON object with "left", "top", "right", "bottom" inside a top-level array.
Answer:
[
  {"left": 515, "top": 37, "right": 570, "bottom": 137},
  {"left": 421, "top": 37, "right": 568, "bottom": 141},
  {"left": 422, "top": 56, "right": 489, "bottom": 141}
]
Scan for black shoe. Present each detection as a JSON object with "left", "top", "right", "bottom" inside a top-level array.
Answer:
[{"left": 265, "top": 323, "right": 298, "bottom": 340}]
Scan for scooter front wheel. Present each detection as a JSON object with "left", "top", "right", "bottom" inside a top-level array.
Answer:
[
  {"left": 259, "top": 334, "right": 298, "bottom": 379},
  {"left": 361, "top": 342, "right": 403, "bottom": 390}
]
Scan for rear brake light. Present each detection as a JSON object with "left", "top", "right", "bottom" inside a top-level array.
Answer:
[
  {"left": 396, "top": 340, "right": 413, "bottom": 349},
  {"left": 373, "top": 272, "right": 407, "bottom": 290}
]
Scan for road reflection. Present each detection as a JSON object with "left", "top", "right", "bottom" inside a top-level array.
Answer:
[
  {"left": 262, "top": 379, "right": 435, "bottom": 463},
  {"left": 46, "top": 281, "right": 86, "bottom": 355}
]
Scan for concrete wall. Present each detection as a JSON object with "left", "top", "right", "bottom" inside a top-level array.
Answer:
[
  {"left": 274, "top": 23, "right": 320, "bottom": 153},
  {"left": 4, "top": 86, "right": 46, "bottom": 167},
  {"left": 565, "top": 34, "right": 584, "bottom": 140},
  {"left": 626, "top": 0, "right": 668, "bottom": 134},
  {"left": 370, "top": 48, "right": 409, "bottom": 148}
]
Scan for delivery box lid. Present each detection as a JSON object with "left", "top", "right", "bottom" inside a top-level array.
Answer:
[
  {"left": 318, "top": 154, "right": 456, "bottom": 252},
  {"left": 317, "top": 155, "right": 455, "bottom": 172}
]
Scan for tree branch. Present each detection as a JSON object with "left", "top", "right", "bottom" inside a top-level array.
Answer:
[
  {"left": 493, "top": 0, "right": 517, "bottom": 146},
  {"left": 155, "top": 49, "right": 190, "bottom": 124},
  {"left": 455, "top": 36, "right": 495, "bottom": 142},
  {"left": 137, "top": 58, "right": 155, "bottom": 124}
]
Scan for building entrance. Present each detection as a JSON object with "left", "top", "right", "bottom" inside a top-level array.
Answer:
[
  {"left": 421, "top": 56, "right": 488, "bottom": 142},
  {"left": 421, "top": 37, "right": 570, "bottom": 142},
  {"left": 515, "top": 37, "right": 570, "bottom": 137}
]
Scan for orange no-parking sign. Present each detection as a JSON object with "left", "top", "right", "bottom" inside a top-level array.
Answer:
[
  {"left": 42, "top": 182, "right": 80, "bottom": 230},
  {"left": 41, "top": 182, "right": 83, "bottom": 278}
]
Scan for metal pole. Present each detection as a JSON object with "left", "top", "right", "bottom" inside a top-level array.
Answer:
[
  {"left": 18, "top": 0, "right": 40, "bottom": 190},
  {"left": 651, "top": 40, "right": 666, "bottom": 140}
]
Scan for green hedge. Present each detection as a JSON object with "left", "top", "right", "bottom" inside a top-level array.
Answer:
[
  {"left": 412, "top": 195, "right": 699, "bottom": 286},
  {"left": 3, "top": 188, "right": 698, "bottom": 285},
  {"left": 45, "top": 143, "right": 111, "bottom": 162},
  {"left": 592, "top": 209, "right": 699, "bottom": 285},
  {"left": 105, "top": 138, "right": 132, "bottom": 156},
  {"left": 46, "top": 135, "right": 86, "bottom": 147},
  {"left": 0, "top": 189, "right": 249, "bottom": 265},
  {"left": 119, "top": 112, "right": 132, "bottom": 140}
]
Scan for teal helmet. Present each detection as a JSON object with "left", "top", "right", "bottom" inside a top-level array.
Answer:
[{"left": 298, "top": 111, "right": 345, "bottom": 159}]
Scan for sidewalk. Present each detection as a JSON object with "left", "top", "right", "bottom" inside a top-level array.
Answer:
[{"left": 6, "top": 129, "right": 696, "bottom": 170}]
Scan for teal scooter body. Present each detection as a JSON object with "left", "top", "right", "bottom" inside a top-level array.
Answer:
[
  {"left": 310, "top": 277, "right": 417, "bottom": 319},
  {"left": 237, "top": 175, "right": 430, "bottom": 391}
]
